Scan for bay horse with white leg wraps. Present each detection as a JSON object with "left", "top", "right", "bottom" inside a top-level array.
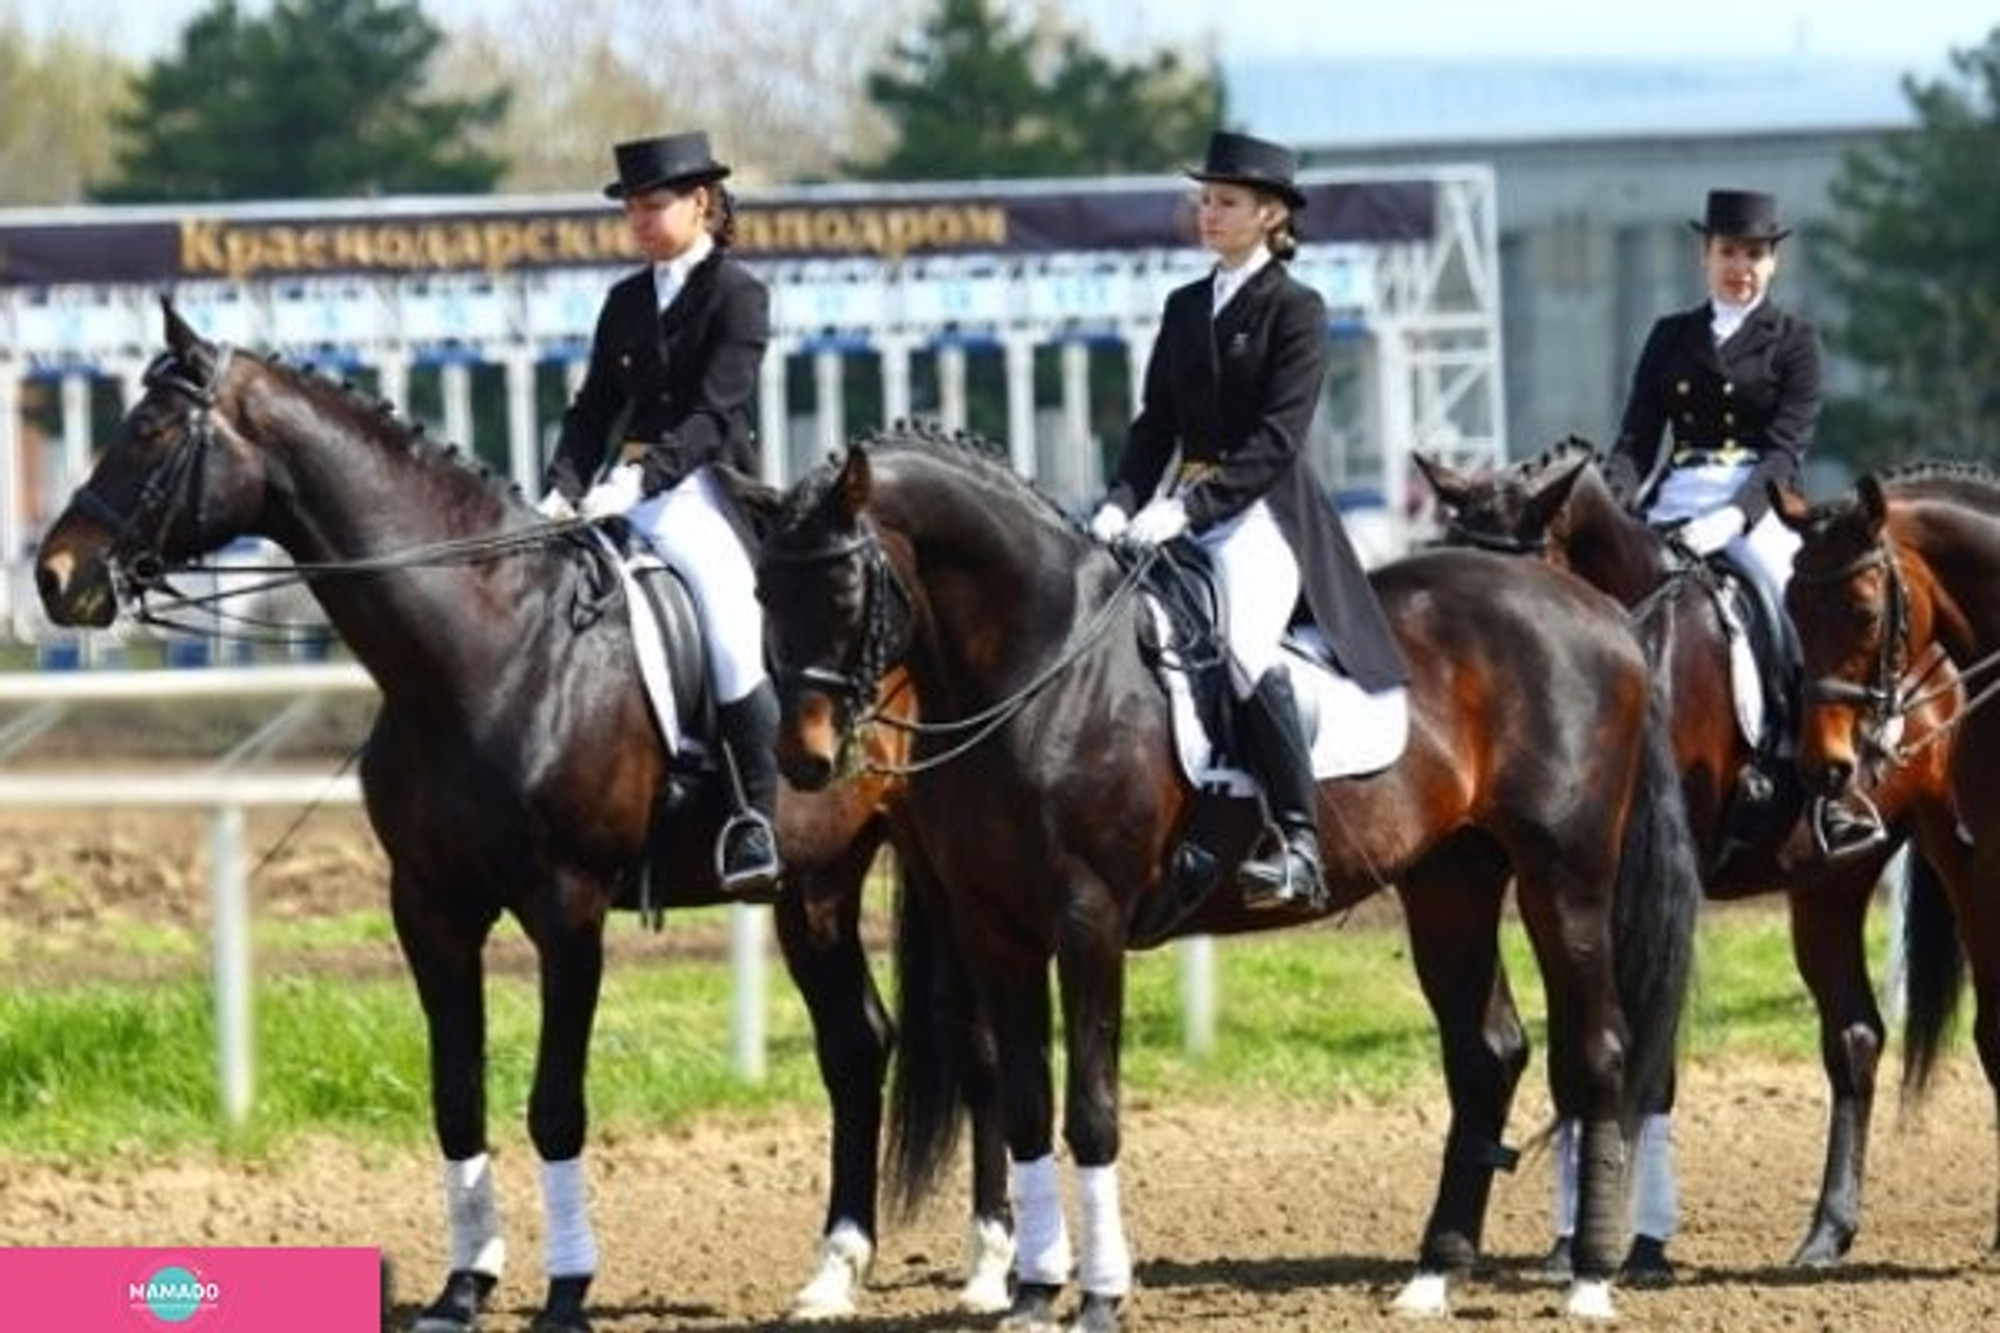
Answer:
[
  {"left": 1776, "top": 464, "right": 2000, "bottom": 1259},
  {"left": 1419, "top": 440, "right": 1973, "bottom": 1268},
  {"left": 749, "top": 427, "right": 1702, "bottom": 1327},
  {"left": 31, "top": 302, "right": 1011, "bottom": 1331}
]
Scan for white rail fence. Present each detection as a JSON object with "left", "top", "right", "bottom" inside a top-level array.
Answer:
[
  {"left": 0, "top": 662, "right": 783, "bottom": 1123},
  {"left": 0, "top": 662, "right": 1218, "bottom": 1126}
]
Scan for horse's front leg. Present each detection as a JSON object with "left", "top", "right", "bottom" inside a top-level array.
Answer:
[
  {"left": 393, "top": 881, "right": 506, "bottom": 1333},
  {"left": 1054, "top": 898, "right": 1133, "bottom": 1333},
  {"left": 522, "top": 904, "right": 608, "bottom": 1333},
  {"left": 1782, "top": 857, "right": 1890, "bottom": 1266},
  {"left": 774, "top": 850, "right": 893, "bottom": 1319},
  {"left": 1389, "top": 872, "right": 1522, "bottom": 1319},
  {"left": 984, "top": 966, "right": 1070, "bottom": 1332}
]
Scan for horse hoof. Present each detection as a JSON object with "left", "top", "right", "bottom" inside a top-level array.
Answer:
[
  {"left": 790, "top": 1221, "right": 874, "bottom": 1320},
  {"left": 1620, "top": 1235, "right": 1675, "bottom": 1288},
  {"left": 1388, "top": 1271, "right": 1450, "bottom": 1318},
  {"left": 527, "top": 1274, "right": 592, "bottom": 1333},
  {"left": 410, "top": 1269, "right": 495, "bottom": 1331},
  {"left": 1537, "top": 1236, "right": 1574, "bottom": 1285},
  {"left": 1563, "top": 1277, "right": 1618, "bottom": 1321},
  {"left": 959, "top": 1215, "right": 1016, "bottom": 1314},
  {"left": 1067, "top": 1290, "right": 1129, "bottom": 1333},
  {"left": 999, "top": 1281, "right": 1065, "bottom": 1332}
]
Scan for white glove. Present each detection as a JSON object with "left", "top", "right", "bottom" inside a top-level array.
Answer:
[
  {"left": 579, "top": 463, "right": 645, "bottom": 520},
  {"left": 1124, "top": 496, "right": 1189, "bottom": 547},
  {"left": 535, "top": 489, "right": 576, "bottom": 521},
  {"left": 1088, "top": 504, "right": 1129, "bottom": 542},
  {"left": 1675, "top": 505, "right": 1746, "bottom": 556}
]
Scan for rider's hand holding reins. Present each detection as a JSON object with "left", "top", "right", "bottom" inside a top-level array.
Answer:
[
  {"left": 1089, "top": 504, "right": 1129, "bottom": 542},
  {"left": 580, "top": 462, "right": 645, "bottom": 520},
  {"left": 1671, "top": 505, "right": 1744, "bottom": 556},
  {"left": 1124, "top": 497, "right": 1189, "bottom": 547},
  {"left": 536, "top": 489, "right": 578, "bottom": 521}
]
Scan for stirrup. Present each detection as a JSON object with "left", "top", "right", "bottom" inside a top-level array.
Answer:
[
  {"left": 1810, "top": 793, "right": 1886, "bottom": 859},
  {"left": 1236, "top": 832, "right": 1324, "bottom": 913},
  {"left": 716, "top": 809, "right": 781, "bottom": 897}
]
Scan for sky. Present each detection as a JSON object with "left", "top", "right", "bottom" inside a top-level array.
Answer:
[{"left": 9, "top": 0, "right": 1996, "bottom": 70}]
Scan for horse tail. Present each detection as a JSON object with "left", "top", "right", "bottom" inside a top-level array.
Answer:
[
  {"left": 1897, "top": 846, "right": 1963, "bottom": 1101},
  {"left": 884, "top": 854, "right": 971, "bottom": 1217},
  {"left": 1609, "top": 667, "right": 1704, "bottom": 1127}
]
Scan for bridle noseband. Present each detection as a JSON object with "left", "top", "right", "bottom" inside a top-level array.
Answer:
[{"left": 73, "top": 345, "right": 236, "bottom": 594}]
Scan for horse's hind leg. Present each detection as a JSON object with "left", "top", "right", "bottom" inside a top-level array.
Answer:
[
  {"left": 392, "top": 880, "right": 505, "bottom": 1331},
  {"left": 1392, "top": 868, "right": 1523, "bottom": 1313}
]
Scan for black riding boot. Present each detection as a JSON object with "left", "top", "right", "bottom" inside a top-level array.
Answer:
[
  {"left": 1233, "top": 668, "right": 1326, "bottom": 912},
  {"left": 716, "top": 682, "right": 783, "bottom": 898}
]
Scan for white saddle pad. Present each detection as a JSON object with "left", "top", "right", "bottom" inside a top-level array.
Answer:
[
  {"left": 591, "top": 527, "right": 699, "bottom": 758},
  {"left": 1150, "top": 602, "right": 1409, "bottom": 796}
]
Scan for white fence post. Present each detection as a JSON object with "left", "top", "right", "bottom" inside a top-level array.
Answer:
[{"left": 211, "top": 803, "right": 254, "bottom": 1125}]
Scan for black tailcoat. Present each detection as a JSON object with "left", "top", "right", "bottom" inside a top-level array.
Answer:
[
  {"left": 1609, "top": 300, "right": 1821, "bottom": 524},
  {"left": 1105, "top": 263, "right": 1408, "bottom": 692},
  {"left": 545, "top": 250, "right": 769, "bottom": 502}
]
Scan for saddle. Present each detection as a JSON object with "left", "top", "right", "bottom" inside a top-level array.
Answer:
[
  {"left": 582, "top": 523, "right": 726, "bottom": 922},
  {"left": 1698, "top": 545, "right": 1806, "bottom": 869},
  {"left": 1119, "top": 542, "right": 1408, "bottom": 945}
]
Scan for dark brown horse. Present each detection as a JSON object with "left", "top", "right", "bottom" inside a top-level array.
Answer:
[
  {"left": 31, "top": 305, "right": 1010, "bottom": 1331},
  {"left": 749, "top": 429, "right": 1701, "bottom": 1327},
  {"left": 1420, "top": 440, "right": 1973, "bottom": 1265},
  {"left": 1776, "top": 464, "right": 2000, "bottom": 1258}
]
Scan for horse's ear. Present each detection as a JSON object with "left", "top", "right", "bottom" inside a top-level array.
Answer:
[
  {"left": 1769, "top": 481, "right": 1811, "bottom": 533},
  {"left": 1411, "top": 451, "right": 1471, "bottom": 507},
  {"left": 1524, "top": 451, "right": 1589, "bottom": 532},
  {"left": 835, "top": 445, "right": 873, "bottom": 518},
  {"left": 1858, "top": 474, "right": 1890, "bottom": 534},
  {"left": 161, "top": 293, "right": 198, "bottom": 353}
]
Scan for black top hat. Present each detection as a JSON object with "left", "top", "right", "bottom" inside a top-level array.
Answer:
[
  {"left": 1186, "top": 130, "right": 1306, "bottom": 211},
  {"left": 1688, "top": 189, "right": 1791, "bottom": 241},
  {"left": 603, "top": 131, "right": 731, "bottom": 200}
]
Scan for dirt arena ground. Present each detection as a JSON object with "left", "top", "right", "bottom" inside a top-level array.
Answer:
[{"left": 3, "top": 811, "right": 1998, "bottom": 1331}]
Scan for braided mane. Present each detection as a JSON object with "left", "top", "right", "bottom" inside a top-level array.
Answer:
[
  {"left": 250, "top": 348, "right": 525, "bottom": 507},
  {"left": 787, "top": 419, "right": 1080, "bottom": 534}
]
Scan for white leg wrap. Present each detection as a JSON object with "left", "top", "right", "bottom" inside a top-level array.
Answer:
[
  {"left": 1551, "top": 1118, "right": 1578, "bottom": 1241},
  {"left": 1011, "top": 1154, "right": 1073, "bottom": 1286},
  {"left": 1629, "top": 1112, "right": 1679, "bottom": 1241},
  {"left": 959, "top": 1215, "right": 1015, "bottom": 1314},
  {"left": 442, "top": 1153, "right": 506, "bottom": 1276},
  {"left": 791, "top": 1219, "right": 873, "bottom": 1320},
  {"left": 1075, "top": 1164, "right": 1132, "bottom": 1298},
  {"left": 540, "top": 1155, "right": 598, "bottom": 1279}
]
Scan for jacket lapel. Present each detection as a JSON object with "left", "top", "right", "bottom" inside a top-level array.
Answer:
[{"left": 1719, "top": 301, "right": 1780, "bottom": 374}]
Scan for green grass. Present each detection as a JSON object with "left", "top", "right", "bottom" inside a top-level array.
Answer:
[{"left": 0, "top": 901, "right": 1896, "bottom": 1165}]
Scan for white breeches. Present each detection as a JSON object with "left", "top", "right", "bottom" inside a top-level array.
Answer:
[
  {"left": 1649, "top": 462, "right": 1801, "bottom": 594},
  {"left": 627, "top": 465, "right": 767, "bottom": 704},
  {"left": 1192, "top": 500, "right": 1299, "bottom": 697}
]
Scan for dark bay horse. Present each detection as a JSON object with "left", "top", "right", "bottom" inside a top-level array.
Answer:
[
  {"left": 749, "top": 429, "right": 1701, "bottom": 1326},
  {"left": 31, "top": 306, "right": 1009, "bottom": 1331},
  {"left": 1775, "top": 465, "right": 2000, "bottom": 1258},
  {"left": 1418, "top": 441, "right": 1973, "bottom": 1266}
]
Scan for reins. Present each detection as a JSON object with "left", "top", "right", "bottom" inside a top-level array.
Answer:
[
  {"left": 861, "top": 541, "right": 1164, "bottom": 778},
  {"left": 1793, "top": 538, "right": 2000, "bottom": 766},
  {"left": 772, "top": 514, "right": 1165, "bottom": 779},
  {"left": 101, "top": 341, "right": 596, "bottom": 642}
]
